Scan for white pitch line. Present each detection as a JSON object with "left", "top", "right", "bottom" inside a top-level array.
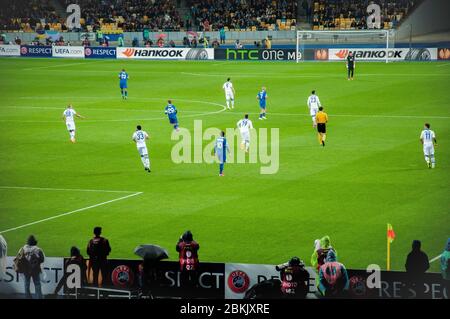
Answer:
[
  {"left": 0, "top": 191, "right": 143, "bottom": 234},
  {"left": 429, "top": 254, "right": 442, "bottom": 263},
  {"left": 0, "top": 186, "right": 139, "bottom": 194},
  {"left": 22, "top": 60, "right": 104, "bottom": 71}
]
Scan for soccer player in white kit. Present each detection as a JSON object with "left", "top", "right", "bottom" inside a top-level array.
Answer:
[
  {"left": 132, "top": 125, "right": 151, "bottom": 172},
  {"left": 307, "top": 90, "right": 321, "bottom": 128},
  {"left": 420, "top": 123, "right": 437, "bottom": 168},
  {"left": 237, "top": 114, "right": 253, "bottom": 152},
  {"left": 62, "top": 104, "right": 84, "bottom": 143},
  {"left": 223, "top": 78, "right": 235, "bottom": 109}
]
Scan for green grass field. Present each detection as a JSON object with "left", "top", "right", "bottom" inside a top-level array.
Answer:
[{"left": 0, "top": 58, "right": 449, "bottom": 272}]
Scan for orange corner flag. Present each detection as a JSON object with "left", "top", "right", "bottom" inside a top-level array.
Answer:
[{"left": 387, "top": 223, "right": 396, "bottom": 243}]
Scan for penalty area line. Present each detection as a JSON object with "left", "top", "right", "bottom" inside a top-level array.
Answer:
[
  {"left": 0, "top": 185, "right": 139, "bottom": 194},
  {"left": 0, "top": 192, "right": 143, "bottom": 234}
]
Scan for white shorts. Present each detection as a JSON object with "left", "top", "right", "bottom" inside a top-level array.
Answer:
[
  {"left": 138, "top": 147, "right": 148, "bottom": 157},
  {"left": 310, "top": 108, "right": 318, "bottom": 120},
  {"left": 66, "top": 122, "right": 75, "bottom": 131},
  {"left": 225, "top": 92, "right": 234, "bottom": 100},
  {"left": 423, "top": 144, "right": 434, "bottom": 156},
  {"left": 240, "top": 131, "right": 250, "bottom": 143}
]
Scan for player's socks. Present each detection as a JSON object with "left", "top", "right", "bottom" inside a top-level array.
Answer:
[
  {"left": 322, "top": 134, "right": 326, "bottom": 142},
  {"left": 231, "top": 101, "right": 234, "bottom": 109},
  {"left": 226, "top": 101, "right": 230, "bottom": 109},
  {"left": 263, "top": 112, "right": 267, "bottom": 119},
  {"left": 318, "top": 134, "right": 322, "bottom": 145},
  {"left": 219, "top": 163, "right": 224, "bottom": 174},
  {"left": 431, "top": 156, "right": 435, "bottom": 168}
]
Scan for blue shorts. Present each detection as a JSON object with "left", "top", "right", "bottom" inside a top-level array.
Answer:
[
  {"left": 120, "top": 82, "right": 127, "bottom": 89},
  {"left": 169, "top": 117, "right": 178, "bottom": 124},
  {"left": 259, "top": 104, "right": 266, "bottom": 109}
]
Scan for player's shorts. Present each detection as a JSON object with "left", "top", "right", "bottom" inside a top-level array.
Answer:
[
  {"left": 240, "top": 131, "right": 250, "bottom": 142},
  {"left": 423, "top": 144, "right": 434, "bottom": 156},
  {"left": 259, "top": 103, "right": 266, "bottom": 109},
  {"left": 169, "top": 117, "right": 178, "bottom": 124},
  {"left": 120, "top": 82, "right": 127, "bottom": 89},
  {"left": 217, "top": 153, "right": 226, "bottom": 164},
  {"left": 317, "top": 123, "right": 326, "bottom": 133},
  {"left": 66, "top": 122, "right": 75, "bottom": 131},
  {"left": 310, "top": 108, "right": 318, "bottom": 117},
  {"left": 225, "top": 92, "right": 234, "bottom": 100},
  {"left": 138, "top": 147, "right": 148, "bottom": 157}
]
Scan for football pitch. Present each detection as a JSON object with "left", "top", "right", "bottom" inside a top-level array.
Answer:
[{"left": 0, "top": 58, "right": 449, "bottom": 272}]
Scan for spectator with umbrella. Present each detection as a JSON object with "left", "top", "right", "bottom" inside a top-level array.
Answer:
[{"left": 134, "top": 244, "right": 169, "bottom": 298}]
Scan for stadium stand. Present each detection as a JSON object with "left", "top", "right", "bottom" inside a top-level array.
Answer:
[
  {"left": 187, "top": 0, "right": 298, "bottom": 31},
  {"left": 308, "top": 0, "right": 418, "bottom": 30}
]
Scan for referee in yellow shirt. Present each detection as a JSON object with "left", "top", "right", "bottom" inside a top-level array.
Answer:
[{"left": 315, "top": 106, "right": 328, "bottom": 147}]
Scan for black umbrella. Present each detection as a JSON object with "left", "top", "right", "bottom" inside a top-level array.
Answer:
[{"left": 134, "top": 244, "right": 169, "bottom": 261}]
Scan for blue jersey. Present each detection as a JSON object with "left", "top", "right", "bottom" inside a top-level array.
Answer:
[
  {"left": 119, "top": 71, "right": 129, "bottom": 88},
  {"left": 257, "top": 90, "right": 267, "bottom": 108},
  {"left": 165, "top": 104, "right": 178, "bottom": 122},
  {"left": 215, "top": 136, "right": 229, "bottom": 163}
]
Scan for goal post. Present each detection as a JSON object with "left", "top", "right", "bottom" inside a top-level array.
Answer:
[{"left": 296, "top": 30, "right": 395, "bottom": 63}]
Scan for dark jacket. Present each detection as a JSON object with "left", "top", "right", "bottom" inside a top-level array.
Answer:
[
  {"left": 87, "top": 236, "right": 111, "bottom": 262},
  {"left": 405, "top": 244, "right": 429, "bottom": 276}
]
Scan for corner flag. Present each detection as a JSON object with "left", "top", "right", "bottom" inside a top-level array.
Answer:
[{"left": 387, "top": 223, "right": 395, "bottom": 270}]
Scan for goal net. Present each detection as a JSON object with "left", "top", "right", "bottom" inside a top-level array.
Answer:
[{"left": 296, "top": 30, "right": 395, "bottom": 63}]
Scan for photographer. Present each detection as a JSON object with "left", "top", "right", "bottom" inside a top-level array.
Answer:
[
  {"left": 176, "top": 231, "right": 199, "bottom": 294},
  {"left": 276, "top": 257, "right": 310, "bottom": 299}
]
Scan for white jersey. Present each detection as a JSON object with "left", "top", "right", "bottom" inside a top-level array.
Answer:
[
  {"left": 307, "top": 94, "right": 321, "bottom": 113},
  {"left": 223, "top": 81, "right": 234, "bottom": 95},
  {"left": 420, "top": 129, "right": 435, "bottom": 146},
  {"left": 237, "top": 119, "right": 253, "bottom": 134},
  {"left": 132, "top": 130, "right": 149, "bottom": 149},
  {"left": 63, "top": 108, "right": 77, "bottom": 124}
]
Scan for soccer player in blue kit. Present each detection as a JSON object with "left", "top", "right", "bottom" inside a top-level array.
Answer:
[
  {"left": 164, "top": 100, "right": 179, "bottom": 131},
  {"left": 257, "top": 87, "right": 268, "bottom": 120},
  {"left": 214, "top": 131, "right": 230, "bottom": 176},
  {"left": 119, "top": 69, "right": 129, "bottom": 99}
]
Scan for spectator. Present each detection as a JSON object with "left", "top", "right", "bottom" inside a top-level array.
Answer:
[
  {"left": 118, "top": 35, "right": 124, "bottom": 47},
  {"left": 440, "top": 238, "right": 450, "bottom": 291},
  {"left": 176, "top": 230, "right": 199, "bottom": 294},
  {"left": 318, "top": 250, "right": 349, "bottom": 298},
  {"left": 183, "top": 36, "right": 190, "bottom": 47},
  {"left": 82, "top": 37, "right": 90, "bottom": 47},
  {"left": 265, "top": 37, "right": 271, "bottom": 49},
  {"left": 219, "top": 26, "right": 226, "bottom": 44},
  {"left": 14, "top": 36, "right": 21, "bottom": 45},
  {"left": 157, "top": 37, "right": 164, "bottom": 47},
  {"left": 0, "top": 235, "right": 6, "bottom": 280},
  {"left": 87, "top": 226, "right": 111, "bottom": 287},
  {"left": 276, "top": 257, "right": 310, "bottom": 299},
  {"left": 212, "top": 38, "right": 220, "bottom": 49},
  {"left": 235, "top": 39, "right": 243, "bottom": 49},
  {"left": 132, "top": 37, "right": 139, "bottom": 47},
  {"left": 405, "top": 240, "right": 429, "bottom": 298},
  {"left": 169, "top": 39, "right": 176, "bottom": 47},
  {"left": 54, "top": 246, "right": 87, "bottom": 295},
  {"left": 190, "top": 37, "right": 197, "bottom": 48},
  {"left": 311, "top": 235, "right": 337, "bottom": 271},
  {"left": 15, "top": 235, "right": 45, "bottom": 299}
]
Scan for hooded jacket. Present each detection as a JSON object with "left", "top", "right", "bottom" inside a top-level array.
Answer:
[
  {"left": 311, "top": 235, "right": 337, "bottom": 270},
  {"left": 440, "top": 238, "right": 450, "bottom": 280},
  {"left": 318, "top": 250, "right": 349, "bottom": 296}
]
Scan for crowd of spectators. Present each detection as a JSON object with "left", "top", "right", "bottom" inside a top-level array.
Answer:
[
  {"left": 188, "top": 0, "right": 297, "bottom": 31},
  {"left": 0, "top": 0, "right": 61, "bottom": 32},
  {"left": 61, "top": 0, "right": 183, "bottom": 32},
  {"left": 306, "top": 0, "right": 417, "bottom": 30}
]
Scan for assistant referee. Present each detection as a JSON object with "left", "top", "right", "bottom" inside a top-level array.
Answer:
[{"left": 315, "top": 107, "right": 328, "bottom": 147}]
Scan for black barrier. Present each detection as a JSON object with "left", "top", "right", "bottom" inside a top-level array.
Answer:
[
  {"left": 63, "top": 259, "right": 225, "bottom": 298},
  {"left": 347, "top": 269, "right": 449, "bottom": 299},
  {"left": 61, "top": 258, "right": 449, "bottom": 299}
]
